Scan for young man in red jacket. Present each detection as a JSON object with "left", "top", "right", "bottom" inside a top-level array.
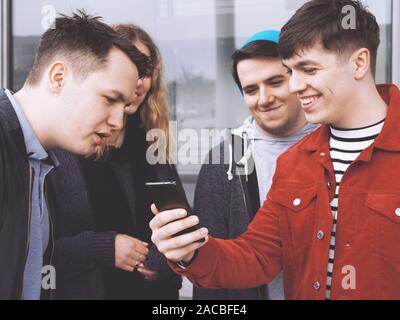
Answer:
[{"left": 149, "top": 0, "right": 400, "bottom": 299}]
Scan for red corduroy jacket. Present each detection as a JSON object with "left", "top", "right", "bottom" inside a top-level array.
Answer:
[{"left": 171, "top": 84, "right": 400, "bottom": 300}]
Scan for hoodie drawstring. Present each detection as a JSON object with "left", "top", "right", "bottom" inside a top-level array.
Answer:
[
  {"left": 227, "top": 142, "right": 234, "bottom": 181},
  {"left": 243, "top": 132, "right": 249, "bottom": 182}
]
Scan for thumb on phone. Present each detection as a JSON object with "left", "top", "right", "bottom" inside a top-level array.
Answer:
[{"left": 151, "top": 204, "right": 159, "bottom": 215}]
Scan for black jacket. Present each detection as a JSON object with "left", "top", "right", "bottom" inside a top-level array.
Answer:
[
  {"left": 51, "top": 115, "right": 182, "bottom": 300},
  {"left": 0, "top": 90, "right": 55, "bottom": 300}
]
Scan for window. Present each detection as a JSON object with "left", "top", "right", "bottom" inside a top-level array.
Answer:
[
  {"left": 9, "top": 0, "right": 395, "bottom": 199},
  {"left": 6, "top": 0, "right": 397, "bottom": 300}
]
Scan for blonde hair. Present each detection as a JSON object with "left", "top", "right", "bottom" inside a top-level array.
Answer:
[{"left": 113, "top": 23, "right": 172, "bottom": 162}]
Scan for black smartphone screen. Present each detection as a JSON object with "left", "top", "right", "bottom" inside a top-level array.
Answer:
[{"left": 145, "top": 181, "right": 205, "bottom": 242}]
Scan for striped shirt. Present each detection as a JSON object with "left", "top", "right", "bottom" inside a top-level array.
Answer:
[{"left": 325, "top": 119, "right": 385, "bottom": 300}]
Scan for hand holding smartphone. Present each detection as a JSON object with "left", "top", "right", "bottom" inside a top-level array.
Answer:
[{"left": 145, "top": 181, "right": 205, "bottom": 243}]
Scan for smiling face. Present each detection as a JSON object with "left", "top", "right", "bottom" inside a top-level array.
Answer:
[
  {"left": 54, "top": 47, "right": 139, "bottom": 158},
  {"left": 237, "top": 57, "right": 306, "bottom": 137},
  {"left": 283, "top": 44, "right": 358, "bottom": 127}
]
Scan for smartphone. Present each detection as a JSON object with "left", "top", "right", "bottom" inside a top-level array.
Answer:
[{"left": 145, "top": 181, "right": 205, "bottom": 242}]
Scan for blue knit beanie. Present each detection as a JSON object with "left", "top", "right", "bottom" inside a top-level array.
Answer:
[{"left": 241, "top": 29, "right": 280, "bottom": 49}]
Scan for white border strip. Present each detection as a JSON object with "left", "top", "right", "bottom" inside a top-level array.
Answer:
[
  {"left": 393, "top": 0, "right": 400, "bottom": 86},
  {"left": 0, "top": 0, "right": 10, "bottom": 89}
]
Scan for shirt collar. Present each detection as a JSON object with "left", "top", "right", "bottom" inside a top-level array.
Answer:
[
  {"left": 4, "top": 89, "right": 59, "bottom": 167},
  {"left": 300, "top": 84, "right": 400, "bottom": 153}
]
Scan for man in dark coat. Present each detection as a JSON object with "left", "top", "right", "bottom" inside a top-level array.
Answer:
[{"left": 0, "top": 11, "right": 150, "bottom": 300}]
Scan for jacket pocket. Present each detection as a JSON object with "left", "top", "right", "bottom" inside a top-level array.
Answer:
[
  {"left": 270, "top": 184, "right": 317, "bottom": 249},
  {"left": 366, "top": 194, "right": 400, "bottom": 224},
  {"left": 365, "top": 193, "right": 400, "bottom": 281}
]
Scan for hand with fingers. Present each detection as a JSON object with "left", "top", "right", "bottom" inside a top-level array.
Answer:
[
  {"left": 115, "top": 234, "right": 149, "bottom": 272},
  {"left": 149, "top": 204, "right": 209, "bottom": 263}
]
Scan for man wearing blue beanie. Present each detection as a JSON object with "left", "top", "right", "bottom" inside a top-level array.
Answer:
[{"left": 191, "top": 30, "right": 318, "bottom": 300}]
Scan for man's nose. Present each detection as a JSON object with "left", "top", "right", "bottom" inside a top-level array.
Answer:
[
  {"left": 258, "top": 86, "right": 275, "bottom": 106},
  {"left": 289, "top": 72, "right": 307, "bottom": 94},
  {"left": 108, "top": 108, "right": 125, "bottom": 131}
]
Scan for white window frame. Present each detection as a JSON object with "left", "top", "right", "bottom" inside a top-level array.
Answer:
[
  {"left": 393, "top": 0, "right": 400, "bottom": 86},
  {"left": 0, "top": 0, "right": 11, "bottom": 89}
]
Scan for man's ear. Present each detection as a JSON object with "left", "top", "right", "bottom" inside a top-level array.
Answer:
[
  {"left": 47, "top": 62, "right": 67, "bottom": 94},
  {"left": 351, "top": 48, "right": 371, "bottom": 80}
]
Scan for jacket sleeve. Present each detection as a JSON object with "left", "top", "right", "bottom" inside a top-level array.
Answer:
[
  {"left": 145, "top": 244, "right": 181, "bottom": 277},
  {"left": 55, "top": 231, "right": 116, "bottom": 284},
  {"left": 169, "top": 185, "right": 283, "bottom": 290},
  {"left": 0, "top": 122, "right": 28, "bottom": 233},
  {"left": 0, "top": 131, "right": 5, "bottom": 224}
]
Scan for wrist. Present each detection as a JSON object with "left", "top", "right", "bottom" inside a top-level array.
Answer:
[{"left": 176, "top": 250, "right": 199, "bottom": 269}]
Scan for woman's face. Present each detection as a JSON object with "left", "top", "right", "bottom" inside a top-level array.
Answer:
[{"left": 125, "top": 40, "right": 153, "bottom": 115}]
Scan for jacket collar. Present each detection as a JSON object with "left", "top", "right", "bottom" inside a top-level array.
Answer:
[
  {"left": 0, "top": 89, "right": 28, "bottom": 158},
  {"left": 373, "top": 84, "right": 400, "bottom": 151},
  {"left": 300, "top": 84, "right": 400, "bottom": 153}
]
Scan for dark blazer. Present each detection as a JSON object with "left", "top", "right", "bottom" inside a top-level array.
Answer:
[{"left": 0, "top": 90, "right": 55, "bottom": 300}]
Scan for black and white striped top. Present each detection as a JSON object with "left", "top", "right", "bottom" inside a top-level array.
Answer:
[{"left": 325, "top": 119, "right": 385, "bottom": 300}]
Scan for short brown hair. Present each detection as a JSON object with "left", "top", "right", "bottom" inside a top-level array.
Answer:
[
  {"left": 231, "top": 40, "right": 280, "bottom": 93},
  {"left": 279, "top": 0, "right": 380, "bottom": 75},
  {"left": 26, "top": 10, "right": 152, "bottom": 86}
]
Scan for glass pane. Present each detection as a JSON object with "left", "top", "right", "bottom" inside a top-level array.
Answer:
[
  {"left": 363, "top": 0, "right": 393, "bottom": 83},
  {"left": 11, "top": 0, "right": 394, "bottom": 193}
]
